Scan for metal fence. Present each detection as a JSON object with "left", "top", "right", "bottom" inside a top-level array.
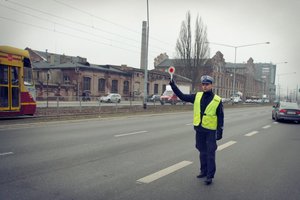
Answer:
[{"left": 35, "top": 95, "right": 188, "bottom": 117}]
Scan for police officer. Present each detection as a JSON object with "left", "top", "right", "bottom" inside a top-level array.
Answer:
[{"left": 169, "top": 75, "right": 224, "bottom": 185}]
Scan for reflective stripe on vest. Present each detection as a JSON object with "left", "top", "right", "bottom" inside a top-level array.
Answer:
[{"left": 193, "top": 92, "right": 221, "bottom": 130}]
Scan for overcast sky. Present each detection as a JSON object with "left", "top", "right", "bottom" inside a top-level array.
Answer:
[{"left": 1, "top": 0, "right": 299, "bottom": 95}]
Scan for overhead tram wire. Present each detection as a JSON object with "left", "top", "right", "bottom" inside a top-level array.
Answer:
[
  {"left": 4, "top": 0, "right": 173, "bottom": 53},
  {"left": 0, "top": 3, "right": 141, "bottom": 50},
  {"left": 52, "top": 0, "right": 140, "bottom": 34},
  {"left": 0, "top": 14, "right": 164, "bottom": 57},
  {"left": 4, "top": 0, "right": 140, "bottom": 44},
  {"left": 0, "top": 16, "right": 140, "bottom": 54},
  {"left": 52, "top": 0, "right": 175, "bottom": 48}
]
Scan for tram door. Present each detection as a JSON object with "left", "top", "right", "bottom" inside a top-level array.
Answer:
[{"left": 0, "top": 65, "right": 20, "bottom": 111}]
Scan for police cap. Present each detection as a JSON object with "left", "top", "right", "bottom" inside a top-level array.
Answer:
[{"left": 201, "top": 75, "right": 214, "bottom": 84}]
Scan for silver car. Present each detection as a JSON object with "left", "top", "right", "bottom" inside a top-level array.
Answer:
[
  {"left": 272, "top": 101, "right": 300, "bottom": 122},
  {"left": 100, "top": 93, "right": 121, "bottom": 103}
]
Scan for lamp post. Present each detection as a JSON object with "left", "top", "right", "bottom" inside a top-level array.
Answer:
[
  {"left": 207, "top": 42, "right": 270, "bottom": 97},
  {"left": 143, "top": 0, "right": 150, "bottom": 109}
]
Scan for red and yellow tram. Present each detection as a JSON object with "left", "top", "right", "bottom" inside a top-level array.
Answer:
[{"left": 0, "top": 46, "right": 36, "bottom": 117}]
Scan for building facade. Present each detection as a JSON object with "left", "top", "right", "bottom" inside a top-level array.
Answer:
[
  {"left": 27, "top": 48, "right": 192, "bottom": 101},
  {"left": 155, "top": 51, "right": 273, "bottom": 101}
]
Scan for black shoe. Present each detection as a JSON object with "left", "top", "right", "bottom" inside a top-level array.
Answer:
[
  {"left": 204, "top": 178, "right": 213, "bottom": 185},
  {"left": 196, "top": 173, "right": 206, "bottom": 178}
]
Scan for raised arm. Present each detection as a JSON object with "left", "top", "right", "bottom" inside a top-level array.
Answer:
[{"left": 169, "top": 80, "right": 195, "bottom": 103}]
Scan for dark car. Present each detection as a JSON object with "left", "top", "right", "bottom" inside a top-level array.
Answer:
[
  {"left": 272, "top": 101, "right": 300, "bottom": 122},
  {"left": 82, "top": 91, "right": 91, "bottom": 101}
]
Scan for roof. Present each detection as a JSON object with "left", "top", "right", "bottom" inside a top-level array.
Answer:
[
  {"left": 0, "top": 46, "right": 30, "bottom": 58},
  {"left": 32, "top": 61, "right": 130, "bottom": 75}
]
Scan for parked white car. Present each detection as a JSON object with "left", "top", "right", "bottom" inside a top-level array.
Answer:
[{"left": 100, "top": 93, "right": 121, "bottom": 103}]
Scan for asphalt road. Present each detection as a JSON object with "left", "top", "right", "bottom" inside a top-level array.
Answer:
[{"left": 0, "top": 106, "right": 300, "bottom": 200}]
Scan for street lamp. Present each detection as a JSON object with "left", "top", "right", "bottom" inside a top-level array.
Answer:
[{"left": 207, "top": 41, "right": 270, "bottom": 96}]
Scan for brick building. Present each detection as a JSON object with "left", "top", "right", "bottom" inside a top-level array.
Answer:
[
  {"left": 155, "top": 51, "right": 271, "bottom": 100},
  {"left": 27, "top": 48, "right": 192, "bottom": 101}
]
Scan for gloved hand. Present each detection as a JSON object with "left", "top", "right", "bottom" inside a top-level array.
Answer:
[
  {"left": 216, "top": 129, "right": 223, "bottom": 140},
  {"left": 169, "top": 78, "right": 175, "bottom": 86}
]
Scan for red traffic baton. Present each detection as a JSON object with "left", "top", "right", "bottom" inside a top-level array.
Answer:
[{"left": 168, "top": 66, "right": 175, "bottom": 80}]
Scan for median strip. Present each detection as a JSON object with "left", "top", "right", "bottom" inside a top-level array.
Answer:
[
  {"left": 217, "top": 141, "right": 237, "bottom": 151},
  {"left": 245, "top": 131, "right": 259, "bottom": 137},
  {"left": 137, "top": 161, "right": 193, "bottom": 184},
  {"left": 114, "top": 130, "right": 148, "bottom": 137}
]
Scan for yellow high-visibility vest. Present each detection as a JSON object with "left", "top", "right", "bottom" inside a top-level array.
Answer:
[{"left": 193, "top": 92, "right": 221, "bottom": 130}]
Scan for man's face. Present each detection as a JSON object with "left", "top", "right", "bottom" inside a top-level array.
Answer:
[{"left": 201, "top": 83, "right": 213, "bottom": 92}]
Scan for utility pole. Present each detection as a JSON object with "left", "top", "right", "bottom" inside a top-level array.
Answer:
[
  {"left": 296, "top": 84, "right": 299, "bottom": 103},
  {"left": 141, "top": 0, "right": 149, "bottom": 109}
]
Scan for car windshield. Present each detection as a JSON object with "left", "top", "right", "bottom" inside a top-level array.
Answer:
[{"left": 281, "top": 102, "right": 299, "bottom": 109}]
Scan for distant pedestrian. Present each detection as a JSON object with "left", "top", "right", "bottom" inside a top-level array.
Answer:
[{"left": 169, "top": 75, "right": 224, "bottom": 185}]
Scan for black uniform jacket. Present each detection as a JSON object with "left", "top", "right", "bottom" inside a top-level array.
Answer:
[{"left": 170, "top": 82, "right": 224, "bottom": 131}]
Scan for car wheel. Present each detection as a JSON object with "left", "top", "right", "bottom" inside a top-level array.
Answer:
[
  {"left": 118, "top": 99, "right": 121, "bottom": 103},
  {"left": 108, "top": 99, "right": 111, "bottom": 103},
  {"left": 275, "top": 114, "right": 279, "bottom": 122}
]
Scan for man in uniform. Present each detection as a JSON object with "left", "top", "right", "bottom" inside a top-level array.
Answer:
[{"left": 169, "top": 75, "right": 224, "bottom": 185}]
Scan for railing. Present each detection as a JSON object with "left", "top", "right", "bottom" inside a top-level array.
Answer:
[{"left": 35, "top": 95, "right": 188, "bottom": 117}]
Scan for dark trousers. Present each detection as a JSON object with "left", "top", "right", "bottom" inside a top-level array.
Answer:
[{"left": 195, "top": 126, "right": 217, "bottom": 178}]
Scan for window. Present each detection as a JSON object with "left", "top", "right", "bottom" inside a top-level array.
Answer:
[
  {"left": 23, "top": 58, "right": 33, "bottom": 85},
  {"left": 154, "top": 84, "right": 159, "bottom": 94},
  {"left": 63, "top": 75, "right": 70, "bottom": 84},
  {"left": 83, "top": 77, "right": 91, "bottom": 91},
  {"left": 123, "top": 81, "right": 129, "bottom": 94},
  {"left": 162, "top": 84, "right": 166, "bottom": 95},
  {"left": 112, "top": 80, "right": 118, "bottom": 93},
  {"left": 0, "top": 65, "right": 8, "bottom": 85},
  {"left": 11, "top": 67, "right": 19, "bottom": 86},
  {"left": 98, "top": 78, "right": 105, "bottom": 92},
  {"left": 147, "top": 83, "right": 149, "bottom": 96},
  {"left": 24, "top": 66, "right": 33, "bottom": 85}
]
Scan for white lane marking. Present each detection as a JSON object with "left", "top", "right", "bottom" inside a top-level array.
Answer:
[
  {"left": 273, "top": 122, "right": 278, "bottom": 124},
  {"left": 137, "top": 161, "right": 193, "bottom": 184},
  {"left": 114, "top": 130, "right": 148, "bottom": 137},
  {"left": 262, "top": 125, "right": 271, "bottom": 129},
  {"left": 217, "top": 141, "right": 237, "bottom": 151},
  {"left": 185, "top": 123, "right": 192, "bottom": 126},
  {"left": 0, "top": 152, "right": 14, "bottom": 156},
  {"left": 245, "top": 131, "right": 259, "bottom": 137}
]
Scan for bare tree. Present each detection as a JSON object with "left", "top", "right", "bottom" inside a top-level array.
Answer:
[{"left": 175, "top": 11, "right": 210, "bottom": 91}]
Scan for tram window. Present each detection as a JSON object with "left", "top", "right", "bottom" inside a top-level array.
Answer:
[
  {"left": 24, "top": 66, "right": 33, "bottom": 85},
  {"left": 12, "top": 87, "right": 20, "bottom": 107},
  {"left": 0, "top": 66, "right": 8, "bottom": 85},
  {"left": 24, "top": 57, "right": 31, "bottom": 67},
  {"left": 11, "top": 67, "right": 19, "bottom": 86},
  {"left": 0, "top": 87, "right": 8, "bottom": 107},
  {"left": 23, "top": 58, "right": 33, "bottom": 85}
]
